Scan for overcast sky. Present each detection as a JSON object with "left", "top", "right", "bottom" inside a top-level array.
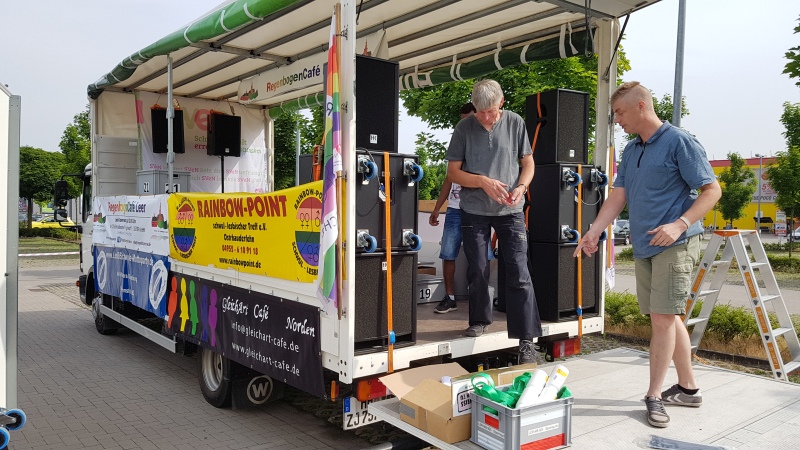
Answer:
[{"left": 2, "top": 1, "right": 798, "bottom": 162}]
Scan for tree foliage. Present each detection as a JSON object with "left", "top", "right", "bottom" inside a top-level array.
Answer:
[
  {"left": 783, "top": 16, "right": 800, "bottom": 88},
  {"left": 780, "top": 101, "right": 800, "bottom": 150},
  {"left": 413, "top": 133, "right": 448, "bottom": 200},
  {"left": 273, "top": 106, "right": 325, "bottom": 191},
  {"left": 402, "top": 52, "right": 631, "bottom": 164},
  {"left": 717, "top": 153, "right": 757, "bottom": 228},
  {"left": 19, "top": 146, "right": 66, "bottom": 226},
  {"left": 59, "top": 105, "right": 91, "bottom": 197},
  {"left": 766, "top": 146, "right": 800, "bottom": 257}
]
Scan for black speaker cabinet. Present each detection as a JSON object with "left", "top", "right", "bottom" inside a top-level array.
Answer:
[
  {"left": 355, "top": 55, "right": 399, "bottom": 153},
  {"left": 151, "top": 109, "right": 185, "bottom": 154},
  {"left": 527, "top": 164, "right": 605, "bottom": 244},
  {"left": 528, "top": 242, "right": 599, "bottom": 322},
  {"left": 354, "top": 252, "right": 417, "bottom": 351},
  {"left": 526, "top": 89, "right": 589, "bottom": 165},
  {"left": 207, "top": 113, "right": 242, "bottom": 157},
  {"left": 300, "top": 151, "right": 419, "bottom": 252}
]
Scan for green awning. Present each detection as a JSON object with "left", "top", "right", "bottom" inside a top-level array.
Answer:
[{"left": 88, "top": 0, "right": 302, "bottom": 99}]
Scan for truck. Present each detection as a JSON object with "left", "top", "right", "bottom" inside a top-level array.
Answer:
[{"left": 62, "top": 0, "right": 659, "bottom": 433}]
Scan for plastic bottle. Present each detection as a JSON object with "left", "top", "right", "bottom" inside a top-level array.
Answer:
[
  {"left": 514, "top": 369, "right": 548, "bottom": 408},
  {"left": 532, "top": 364, "right": 569, "bottom": 404}
]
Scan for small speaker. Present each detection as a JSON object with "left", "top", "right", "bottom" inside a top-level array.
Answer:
[
  {"left": 527, "top": 164, "right": 605, "bottom": 244},
  {"left": 207, "top": 113, "right": 241, "bottom": 157},
  {"left": 354, "top": 252, "right": 417, "bottom": 351},
  {"left": 355, "top": 55, "right": 399, "bottom": 153},
  {"left": 528, "top": 242, "right": 599, "bottom": 322},
  {"left": 151, "top": 109, "right": 185, "bottom": 154},
  {"left": 526, "top": 89, "right": 589, "bottom": 165}
]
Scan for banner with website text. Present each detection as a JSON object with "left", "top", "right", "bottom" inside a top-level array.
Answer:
[{"left": 167, "top": 182, "right": 323, "bottom": 282}]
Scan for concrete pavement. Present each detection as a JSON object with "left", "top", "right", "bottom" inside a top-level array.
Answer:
[{"left": 10, "top": 263, "right": 367, "bottom": 450}]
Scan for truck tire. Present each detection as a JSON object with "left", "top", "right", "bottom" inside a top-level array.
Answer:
[
  {"left": 92, "top": 292, "right": 119, "bottom": 335},
  {"left": 198, "top": 347, "right": 232, "bottom": 408}
]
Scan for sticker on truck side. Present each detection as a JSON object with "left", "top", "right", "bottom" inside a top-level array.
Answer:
[{"left": 343, "top": 396, "right": 384, "bottom": 430}]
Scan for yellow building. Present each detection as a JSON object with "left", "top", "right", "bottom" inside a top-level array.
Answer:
[{"left": 702, "top": 156, "right": 783, "bottom": 233}]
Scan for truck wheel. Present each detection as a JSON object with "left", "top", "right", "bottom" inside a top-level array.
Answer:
[
  {"left": 92, "top": 292, "right": 119, "bottom": 335},
  {"left": 199, "top": 347, "right": 232, "bottom": 408}
]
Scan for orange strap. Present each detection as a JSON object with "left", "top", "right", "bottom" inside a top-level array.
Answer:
[{"left": 384, "top": 152, "right": 394, "bottom": 373}]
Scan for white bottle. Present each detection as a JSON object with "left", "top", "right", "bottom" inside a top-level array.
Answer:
[
  {"left": 532, "top": 364, "right": 569, "bottom": 404},
  {"left": 515, "top": 369, "right": 548, "bottom": 408}
]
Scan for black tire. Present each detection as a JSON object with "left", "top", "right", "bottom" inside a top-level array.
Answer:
[
  {"left": 92, "top": 292, "right": 119, "bottom": 335},
  {"left": 198, "top": 347, "right": 232, "bottom": 408}
]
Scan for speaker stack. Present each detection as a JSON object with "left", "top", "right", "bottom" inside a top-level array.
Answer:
[
  {"left": 302, "top": 56, "right": 418, "bottom": 351},
  {"left": 522, "top": 89, "right": 605, "bottom": 322},
  {"left": 207, "top": 113, "right": 242, "bottom": 157}
]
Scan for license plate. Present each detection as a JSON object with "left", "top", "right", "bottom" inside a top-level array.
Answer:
[{"left": 342, "top": 396, "right": 384, "bottom": 430}]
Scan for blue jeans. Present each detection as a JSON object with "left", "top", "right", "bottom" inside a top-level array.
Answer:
[
  {"left": 461, "top": 211, "right": 542, "bottom": 340},
  {"left": 439, "top": 208, "right": 462, "bottom": 260}
]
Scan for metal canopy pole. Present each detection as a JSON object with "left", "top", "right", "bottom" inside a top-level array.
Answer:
[
  {"left": 167, "top": 55, "right": 175, "bottom": 193},
  {"left": 672, "top": 0, "right": 686, "bottom": 127}
]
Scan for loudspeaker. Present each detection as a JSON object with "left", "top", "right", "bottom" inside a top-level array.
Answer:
[
  {"left": 527, "top": 164, "right": 605, "bottom": 244},
  {"left": 207, "top": 113, "right": 241, "bottom": 157},
  {"left": 151, "top": 109, "right": 185, "bottom": 154},
  {"left": 528, "top": 242, "right": 599, "bottom": 322},
  {"left": 300, "top": 150, "right": 420, "bottom": 252},
  {"left": 526, "top": 89, "right": 589, "bottom": 165},
  {"left": 355, "top": 55, "right": 399, "bottom": 152},
  {"left": 354, "top": 252, "right": 417, "bottom": 351}
]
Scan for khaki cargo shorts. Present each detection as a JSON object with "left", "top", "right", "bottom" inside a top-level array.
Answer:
[{"left": 634, "top": 235, "right": 700, "bottom": 315}]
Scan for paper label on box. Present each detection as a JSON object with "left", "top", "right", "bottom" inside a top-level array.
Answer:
[
  {"left": 399, "top": 402, "right": 416, "bottom": 420},
  {"left": 451, "top": 379, "right": 473, "bottom": 416}
]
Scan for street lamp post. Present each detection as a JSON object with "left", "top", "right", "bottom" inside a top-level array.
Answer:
[{"left": 754, "top": 153, "right": 764, "bottom": 233}]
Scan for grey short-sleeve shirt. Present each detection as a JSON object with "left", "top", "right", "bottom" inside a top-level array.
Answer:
[{"left": 445, "top": 111, "right": 531, "bottom": 216}]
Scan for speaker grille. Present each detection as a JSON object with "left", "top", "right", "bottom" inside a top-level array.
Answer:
[
  {"left": 207, "top": 114, "right": 242, "bottom": 157},
  {"left": 151, "top": 109, "right": 185, "bottom": 154},
  {"left": 526, "top": 89, "right": 588, "bottom": 165},
  {"left": 355, "top": 55, "right": 399, "bottom": 153},
  {"left": 528, "top": 243, "right": 599, "bottom": 322},
  {"left": 354, "top": 252, "right": 416, "bottom": 348}
]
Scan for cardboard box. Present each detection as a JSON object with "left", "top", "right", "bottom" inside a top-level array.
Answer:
[
  {"left": 380, "top": 363, "right": 471, "bottom": 444},
  {"left": 418, "top": 265, "right": 437, "bottom": 276}
]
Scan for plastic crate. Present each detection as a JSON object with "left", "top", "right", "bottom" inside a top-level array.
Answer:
[{"left": 470, "top": 390, "right": 573, "bottom": 450}]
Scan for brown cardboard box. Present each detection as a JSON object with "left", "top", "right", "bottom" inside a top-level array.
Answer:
[
  {"left": 417, "top": 265, "right": 437, "bottom": 276},
  {"left": 380, "top": 363, "right": 471, "bottom": 444}
]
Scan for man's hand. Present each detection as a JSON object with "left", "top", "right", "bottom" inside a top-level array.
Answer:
[
  {"left": 573, "top": 230, "right": 601, "bottom": 258},
  {"left": 429, "top": 210, "right": 441, "bottom": 226},
  {"left": 480, "top": 177, "right": 510, "bottom": 204},
  {"left": 648, "top": 221, "right": 686, "bottom": 246}
]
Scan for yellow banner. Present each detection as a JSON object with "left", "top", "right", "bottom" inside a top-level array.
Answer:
[{"left": 168, "top": 182, "right": 323, "bottom": 282}]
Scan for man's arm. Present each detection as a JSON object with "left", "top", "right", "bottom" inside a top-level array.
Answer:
[
  {"left": 648, "top": 179, "right": 722, "bottom": 245},
  {"left": 509, "top": 154, "right": 534, "bottom": 206},
  {"left": 573, "top": 187, "right": 627, "bottom": 257}
]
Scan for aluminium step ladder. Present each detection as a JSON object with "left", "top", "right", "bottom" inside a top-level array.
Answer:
[{"left": 685, "top": 230, "right": 800, "bottom": 380}]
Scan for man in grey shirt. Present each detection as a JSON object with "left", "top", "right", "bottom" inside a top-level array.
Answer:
[{"left": 445, "top": 79, "right": 542, "bottom": 364}]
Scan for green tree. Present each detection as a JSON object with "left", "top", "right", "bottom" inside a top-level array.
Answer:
[
  {"left": 624, "top": 93, "right": 690, "bottom": 142},
  {"left": 717, "top": 153, "right": 757, "bottom": 229},
  {"left": 413, "top": 132, "right": 448, "bottom": 200},
  {"left": 273, "top": 106, "right": 324, "bottom": 191},
  {"left": 401, "top": 51, "right": 631, "bottom": 163},
  {"left": 766, "top": 146, "right": 800, "bottom": 257},
  {"left": 783, "top": 16, "right": 800, "bottom": 88},
  {"left": 780, "top": 102, "right": 800, "bottom": 150},
  {"left": 59, "top": 106, "right": 91, "bottom": 197},
  {"left": 19, "top": 146, "right": 66, "bottom": 226}
]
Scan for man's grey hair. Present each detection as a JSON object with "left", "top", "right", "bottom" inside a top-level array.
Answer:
[{"left": 471, "top": 79, "right": 504, "bottom": 111}]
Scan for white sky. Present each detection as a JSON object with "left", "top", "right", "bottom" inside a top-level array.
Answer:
[{"left": 2, "top": 1, "right": 798, "bottom": 161}]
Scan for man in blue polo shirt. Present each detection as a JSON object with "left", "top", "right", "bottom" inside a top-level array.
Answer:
[{"left": 574, "top": 81, "right": 721, "bottom": 428}]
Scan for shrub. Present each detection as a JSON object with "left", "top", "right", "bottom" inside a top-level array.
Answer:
[
  {"left": 19, "top": 227, "right": 80, "bottom": 240},
  {"left": 604, "top": 291, "right": 650, "bottom": 327},
  {"left": 766, "top": 255, "right": 800, "bottom": 273},
  {"left": 705, "top": 304, "right": 759, "bottom": 341},
  {"left": 615, "top": 247, "right": 634, "bottom": 261}
]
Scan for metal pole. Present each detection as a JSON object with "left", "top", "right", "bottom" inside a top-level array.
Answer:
[
  {"left": 672, "top": 0, "right": 686, "bottom": 127},
  {"left": 757, "top": 154, "right": 763, "bottom": 233},
  {"left": 295, "top": 116, "right": 301, "bottom": 186},
  {"left": 167, "top": 55, "right": 174, "bottom": 194}
]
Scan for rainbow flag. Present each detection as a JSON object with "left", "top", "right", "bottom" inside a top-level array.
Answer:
[{"left": 317, "top": 10, "right": 342, "bottom": 314}]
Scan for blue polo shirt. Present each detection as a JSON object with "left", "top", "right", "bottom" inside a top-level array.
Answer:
[{"left": 614, "top": 121, "right": 716, "bottom": 259}]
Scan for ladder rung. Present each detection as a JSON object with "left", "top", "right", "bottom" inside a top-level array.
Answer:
[
  {"left": 686, "top": 317, "right": 708, "bottom": 327},
  {"left": 760, "top": 294, "right": 781, "bottom": 303},
  {"left": 711, "top": 260, "right": 731, "bottom": 267},
  {"left": 772, "top": 327, "right": 794, "bottom": 338},
  {"left": 751, "top": 262, "right": 768, "bottom": 269},
  {"left": 783, "top": 361, "right": 800, "bottom": 374},
  {"left": 696, "top": 289, "right": 719, "bottom": 298}
]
